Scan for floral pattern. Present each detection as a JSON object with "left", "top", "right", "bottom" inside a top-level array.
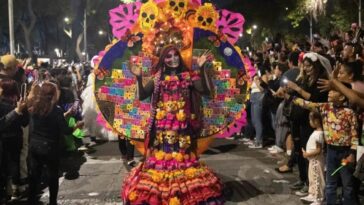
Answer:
[{"left": 293, "top": 98, "right": 358, "bottom": 148}]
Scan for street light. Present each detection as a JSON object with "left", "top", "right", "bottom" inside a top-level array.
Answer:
[
  {"left": 64, "top": 17, "right": 70, "bottom": 24},
  {"left": 98, "top": 30, "right": 104, "bottom": 36},
  {"left": 252, "top": 24, "right": 258, "bottom": 30}
]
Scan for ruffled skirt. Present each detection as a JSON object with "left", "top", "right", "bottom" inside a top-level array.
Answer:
[{"left": 121, "top": 152, "right": 224, "bottom": 205}]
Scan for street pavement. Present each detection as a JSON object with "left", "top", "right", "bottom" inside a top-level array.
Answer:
[{"left": 33, "top": 138, "right": 362, "bottom": 205}]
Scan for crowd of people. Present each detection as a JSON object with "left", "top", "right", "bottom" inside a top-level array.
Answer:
[
  {"left": 0, "top": 54, "right": 136, "bottom": 204},
  {"left": 235, "top": 22, "right": 364, "bottom": 205}
]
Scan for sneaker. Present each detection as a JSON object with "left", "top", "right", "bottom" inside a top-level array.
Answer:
[
  {"left": 226, "top": 136, "right": 235, "bottom": 140},
  {"left": 244, "top": 140, "right": 255, "bottom": 145},
  {"left": 270, "top": 146, "right": 284, "bottom": 154},
  {"left": 295, "top": 185, "right": 308, "bottom": 196},
  {"left": 78, "top": 145, "right": 88, "bottom": 151},
  {"left": 239, "top": 138, "right": 251, "bottom": 142},
  {"left": 300, "top": 194, "right": 315, "bottom": 203},
  {"left": 290, "top": 181, "right": 304, "bottom": 190},
  {"left": 268, "top": 145, "right": 277, "bottom": 151},
  {"left": 248, "top": 143, "right": 263, "bottom": 149}
]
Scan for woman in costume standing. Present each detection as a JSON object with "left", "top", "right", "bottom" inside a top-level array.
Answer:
[{"left": 121, "top": 45, "right": 224, "bottom": 205}]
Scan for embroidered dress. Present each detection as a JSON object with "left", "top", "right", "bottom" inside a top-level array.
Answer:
[{"left": 121, "top": 71, "right": 224, "bottom": 205}]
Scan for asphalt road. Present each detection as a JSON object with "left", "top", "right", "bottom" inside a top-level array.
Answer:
[{"left": 14, "top": 138, "right": 363, "bottom": 205}]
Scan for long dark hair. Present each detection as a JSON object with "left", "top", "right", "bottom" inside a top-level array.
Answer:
[
  {"left": 0, "top": 79, "right": 19, "bottom": 104},
  {"left": 298, "top": 57, "right": 328, "bottom": 87},
  {"left": 28, "top": 82, "right": 57, "bottom": 116},
  {"left": 153, "top": 45, "right": 187, "bottom": 75}
]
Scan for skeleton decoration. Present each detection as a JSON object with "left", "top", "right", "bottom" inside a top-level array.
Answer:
[
  {"left": 164, "top": 130, "right": 178, "bottom": 144},
  {"left": 195, "top": 3, "right": 218, "bottom": 31},
  {"left": 179, "top": 135, "right": 191, "bottom": 149},
  {"left": 167, "top": 0, "right": 188, "bottom": 18},
  {"left": 139, "top": 1, "right": 159, "bottom": 31}
]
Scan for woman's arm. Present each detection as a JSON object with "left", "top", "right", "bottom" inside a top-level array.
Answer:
[
  {"left": 286, "top": 80, "right": 311, "bottom": 100},
  {"left": 192, "top": 62, "right": 213, "bottom": 96},
  {"left": 332, "top": 79, "right": 364, "bottom": 108},
  {"left": 284, "top": 93, "right": 320, "bottom": 111}
]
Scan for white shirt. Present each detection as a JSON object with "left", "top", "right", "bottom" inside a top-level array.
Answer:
[
  {"left": 251, "top": 81, "right": 261, "bottom": 93},
  {"left": 306, "top": 130, "right": 324, "bottom": 153}
]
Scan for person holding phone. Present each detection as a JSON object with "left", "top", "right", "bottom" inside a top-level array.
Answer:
[{"left": 0, "top": 79, "right": 29, "bottom": 201}]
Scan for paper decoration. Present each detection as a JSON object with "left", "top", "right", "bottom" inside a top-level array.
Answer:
[
  {"left": 217, "top": 9, "right": 245, "bottom": 45},
  {"left": 109, "top": 2, "right": 141, "bottom": 39}
]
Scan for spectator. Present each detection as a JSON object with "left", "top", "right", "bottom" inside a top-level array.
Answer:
[{"left": 27, "top": 82, "right": 81, "bottom": 205}]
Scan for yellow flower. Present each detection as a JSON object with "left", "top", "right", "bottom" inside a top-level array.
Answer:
[
  {"left": 185, "top": 167, "right": 197, "bottom": 178},
  {"left": 151, "top": 173, "right": 162, "bottom": 182},
  {"left": 165, "top": 76, "right": 171, "bottom": 81},
  {"left": 175, "top": 153, "right": 184, "bottom": 162},
  {"left": 165, "top": 153, "right": 173, "bottom": 161},
  {"left": 169, "top": 197, "right": 181, "bottom": 205},
  {"left": 128, "top": 191, "right": 137, "bottom": 201},
  {"left": 155, "top": 151, "right": 165, "bottom": 160}
]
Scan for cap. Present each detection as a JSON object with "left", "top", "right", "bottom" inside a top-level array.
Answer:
[{"left": 0, "top": 55, "right": 19, "bottom": 70}]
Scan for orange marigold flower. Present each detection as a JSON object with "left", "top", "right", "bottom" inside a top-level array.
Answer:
[
  {"left": 175, "top": 153, "right": 184, "bottom": 162},
  {"left": 155, "top": 151, "right": 165, "bottom": 160},
  {"left": 169, "top": 197, "right": 181, "bottom": 205},
  {"left": 151, "top": 173, "right": 162, "bottom": 182},
  {"left": 165, "top": 153, "right": 173, "bottom": 161},
  {"left": 128, "top": 191, "right": 137, "bottom": 201},
  {"left": 185, "top": 167, "right": 197, "bottom": 178}
]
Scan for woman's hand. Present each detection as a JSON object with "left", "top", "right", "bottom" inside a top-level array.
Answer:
[
  {"left": 317, "top": 78, "right": 333, "bottom": 92},
  {"left": 15, "top": 98, "right": 27, "bottom": 114},
  {"left": 75, "top": 121, "right": 84, "bottom": 129},
  {"left": 197, "top": 50, "right": 212, "bottom": 68}
]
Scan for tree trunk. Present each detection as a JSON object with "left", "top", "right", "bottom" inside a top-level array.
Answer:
[
  {"left": 19, "top": 0, "right": 36, "bottom": 58},
  {"left": 70, "top": 0, "right": 86, "bottom": 61},
  {"left": 76, "top": 32, "right": 84, "bottom": 61}
]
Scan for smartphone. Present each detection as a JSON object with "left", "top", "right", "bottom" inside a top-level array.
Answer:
[
  {"left": 258, "top": 70, "right": 262, "bottom": 77},
  {"left": 20, "top": 83, "right": 27, "bottom": 99},
  {"left": 72, "top": 100, "right": 80, "bottom": 112}
]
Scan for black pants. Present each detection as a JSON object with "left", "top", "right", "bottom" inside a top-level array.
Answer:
[
  {"left": 1, "top": 137, "right": 22, "bottom": 185},
  {"left": 288, "top": 119, "right": 312, "bottom": 184},
  {"left": 28, "top": 150, "right": 59, "bottom": 205},
  {"left": 118, "top": 137, "right": 134, "bottom": 161}
]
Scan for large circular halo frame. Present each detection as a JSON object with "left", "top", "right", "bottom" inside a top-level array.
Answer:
[{"left": 93, "top": 0, "right": 254, "bottom": 155}]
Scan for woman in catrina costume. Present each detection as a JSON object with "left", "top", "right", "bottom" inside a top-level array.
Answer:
[{"left": 121, "top": 45, "right": 224, "bottom": 205}]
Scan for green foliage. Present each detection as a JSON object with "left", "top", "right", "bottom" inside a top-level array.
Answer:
[{"left": 286, "top": 0, "right": 307, "bottom": 28}]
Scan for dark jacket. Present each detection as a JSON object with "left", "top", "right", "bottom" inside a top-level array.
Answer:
[
  {"left": 0, "top": 98, "right": 29, "bottom": 139},
  {"left": 29, "top": 105, "right": 73, "bottom": 155}
]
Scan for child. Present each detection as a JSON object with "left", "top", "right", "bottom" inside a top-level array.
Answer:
[
  {"left": 300, "top": 112, "right": 325, "bottom": 205},
  {"left": 286, "top": 85, "right": 359, "bottom": 205}
]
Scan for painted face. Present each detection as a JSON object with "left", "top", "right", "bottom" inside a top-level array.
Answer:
[
  {"left": 164, "top": 49, "right": 180, "bottom": 68},
  {"left": 337, "top": 64, "right": 353, "bottom": 83},
  {"left": 303, "top": 60, "right": 314, "bottom": 77}
]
